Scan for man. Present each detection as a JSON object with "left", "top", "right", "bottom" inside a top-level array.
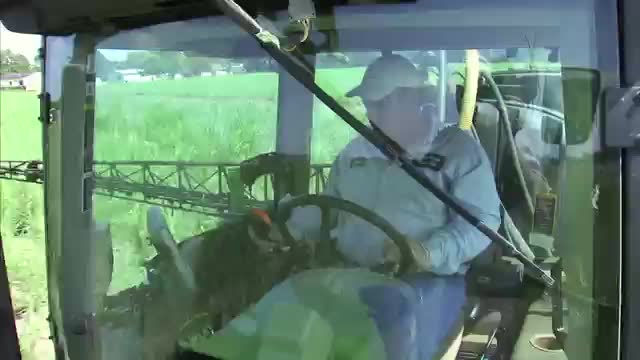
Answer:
[
  {"left": 222, "top": 54, "right": 499, "bottom": 360},
  {"left": 285, "top": 54, "right": 500, "bottom": 273},
  {"left": 264, "top": 54, "right": 502, "bottom": 359}
]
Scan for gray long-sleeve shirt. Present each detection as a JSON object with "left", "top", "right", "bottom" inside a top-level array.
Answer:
[{"left": 286, "top": 126, "right": 501, "bottom": 275}]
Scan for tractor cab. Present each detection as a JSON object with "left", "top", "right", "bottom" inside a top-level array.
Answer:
[{"left": 0, "top": 0, "right": 628, "bottom": 359}]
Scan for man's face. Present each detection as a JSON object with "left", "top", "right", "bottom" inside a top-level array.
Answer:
[{"left": 364, "top": 87, "right": 433, "bottom": 148}]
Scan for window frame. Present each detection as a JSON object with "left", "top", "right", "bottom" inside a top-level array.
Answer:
[{"left": 620, "top": 0, "right": 640, "bottom": 358}]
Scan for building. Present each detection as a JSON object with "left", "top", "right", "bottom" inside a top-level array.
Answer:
[
  {"left": 0, "top": 72, "right": 41, "bottom": 92},
  {"left": 228, "top": 63, "right": 246, "bottom": 74},
  {"left": 22, "top": 72, "right": 42, "bottom": 92},
  {"left": 115, "top": 68, "right": 145, "bottom": 82},
  {"left": 0, "top": 73, "right": 28, "bottom": 89}
]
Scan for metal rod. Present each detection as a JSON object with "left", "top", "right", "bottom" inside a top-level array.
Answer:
[{"left": 438, "top": 50, "right": 448, "bottom": 124}]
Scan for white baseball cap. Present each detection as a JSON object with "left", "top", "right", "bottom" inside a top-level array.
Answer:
[{"left": 346, "top": 54, "right": 428, "bottom": 102}]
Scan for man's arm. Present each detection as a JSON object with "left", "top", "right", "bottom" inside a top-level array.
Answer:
[{"left": 421, "top": 139, "right": 502, "bottom": 275}]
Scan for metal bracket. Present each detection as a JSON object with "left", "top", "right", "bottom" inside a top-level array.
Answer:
[
  {"left": 604, "top": 85, "right": 640, "bottom": 148},
  {"left": 288, "top": 0, "right": 316, "bottom": 22},
  {"left": 68, "top": 313, "right": 96, "bottom": 336},
  {"left": 38, "top": 92, "right": 53, "bottom": 124}
]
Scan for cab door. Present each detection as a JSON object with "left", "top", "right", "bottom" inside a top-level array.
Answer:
[
  {"left": 0, "top": 234, "right": 21, "bottom": 360},
  {"left": 42, "top": 35, "right": 102, "bottom": 359},
  {"left": 619, "top": 0, "right": 640, "bottom": 358}
]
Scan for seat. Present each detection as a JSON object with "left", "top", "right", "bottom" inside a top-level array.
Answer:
[
  {"left": 473, "top": 102, "right": 502, "bottom": 173},
  {"left": 451, "top": 85, "right": 534, "bottom": 359}
]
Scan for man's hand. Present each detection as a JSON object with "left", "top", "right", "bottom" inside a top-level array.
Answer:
[
  {"left": 248, "top": 222, "right": 288, "bottom": 253},
  {"left": 382, "top": 238, "right": 402, "bottom": 265},
  {"left": 383, "top": 237, "right": 431, "bottom": 272}
]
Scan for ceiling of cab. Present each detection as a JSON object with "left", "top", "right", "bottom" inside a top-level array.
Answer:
[
  {"left": 0, "top": 0, "right": 295, "bottom": 35},
  {"left": 0, "top": 0, "right": 594, "bottom": 60}
]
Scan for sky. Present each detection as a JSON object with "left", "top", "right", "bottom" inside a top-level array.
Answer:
[
  {"left": 0, "top": 22, "right": 42, "bottom": 63},
  {"left": 0, "top": 21, "right": 130, "bottom": 63}
]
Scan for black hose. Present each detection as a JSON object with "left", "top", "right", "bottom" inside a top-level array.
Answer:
[
  {"left": 469, "top": 126, "right": 535, "bottom": 260},
  {"left": 480, "top": 70, "right": 536, "bottom": 217}
]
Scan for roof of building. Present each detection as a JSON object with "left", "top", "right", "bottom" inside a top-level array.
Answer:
[{"left": 0, "top": 73, "right": 32, "bottom": 81}]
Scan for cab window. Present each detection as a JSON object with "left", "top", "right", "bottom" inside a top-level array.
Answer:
[
  {"left": 94, "top": 49, "right": 279, "bottom": 293},
  {"left": 75, "top": 2, "right": 620, "bottom": 360}
]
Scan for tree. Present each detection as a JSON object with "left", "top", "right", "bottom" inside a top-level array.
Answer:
[
  {"left": 161, "top": 52, "right": 184, "bottom": 76},
  {"left": 120, "top": 51, "right": 185, "bottom": 76},
  {"left": 0, "top": 49, "right": 31, "bottom": 73},
  {"left": 31, "top": 54, "right": 42, "bottom": 71},
  {"left": 141, "top": 54, "right": 166, "bottom": 76},
  {"left": 124, "top": 51, "right": 152, "bottom": 70},
  {"left": 96, "top": 51, "right": 118, "bottom": 81},
  {"left": 182, "top": 56, "right": 212, "bottom": 76}
]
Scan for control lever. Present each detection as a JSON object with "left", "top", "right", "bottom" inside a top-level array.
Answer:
[
  {"left": 147, "top": 207, "right": 196, "bottom": 293},
  {"left": 239, "top": 153, "right": 289, "bottom": 187}
]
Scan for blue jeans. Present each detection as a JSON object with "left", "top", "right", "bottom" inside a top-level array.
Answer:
[{"left": 359, "top": 274, "right": 467, "bottom": 360}]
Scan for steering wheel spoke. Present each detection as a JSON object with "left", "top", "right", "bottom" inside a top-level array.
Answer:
[{"left": 318, "top": 204, "right": 332, "bottom": 241}]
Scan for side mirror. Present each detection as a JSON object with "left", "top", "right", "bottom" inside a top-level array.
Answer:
[
  {"left": 603, "top": 85, "right": 640, "bottom": 148},
  {"left": 560, "top": 67, "right": 601, "bottom": 145}
]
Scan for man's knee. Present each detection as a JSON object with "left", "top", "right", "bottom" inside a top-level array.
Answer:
[{"left": 359, "top": 284, "right": 418, "bottom": 359}]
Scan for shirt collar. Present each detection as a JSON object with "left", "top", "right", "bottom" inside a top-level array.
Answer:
[{"left": 344, "top": 135, "right": 434, "bottom": 161}]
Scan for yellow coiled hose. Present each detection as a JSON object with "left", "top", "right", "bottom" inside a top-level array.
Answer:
[{"left": 459, "top": 49, "right": 480, "bottom": 130}]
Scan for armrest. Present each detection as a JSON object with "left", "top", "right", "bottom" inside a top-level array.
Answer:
[{"left": 466, "top": 258, "right": 524, "bottom": 297}]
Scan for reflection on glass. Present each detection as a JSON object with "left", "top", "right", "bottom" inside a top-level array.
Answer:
[{"left": 79, "top": 3, "right": 618, "bottom": 360}]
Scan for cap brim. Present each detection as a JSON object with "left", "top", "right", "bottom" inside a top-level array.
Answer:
[
  {"left": 345, "top": 84, "right": 392, "bottom": 102},
  {"left": 346, "top": 84, "right": 431, "bottom": 102},
  {"left": 345, "top": 85, "right": 364, "bottom": 98}
]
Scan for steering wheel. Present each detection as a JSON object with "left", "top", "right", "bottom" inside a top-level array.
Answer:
[{"left": 273, "top": 194, "right": 418, "bottom": 277}]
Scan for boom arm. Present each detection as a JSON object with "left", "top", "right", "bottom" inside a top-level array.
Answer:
[{"left": 0, "top": 160, "right": 331, "bottom": 218}]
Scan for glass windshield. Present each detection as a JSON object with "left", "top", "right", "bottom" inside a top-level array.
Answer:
[{"left": 53, "top": 2, "right": 621, "bottom": 359}]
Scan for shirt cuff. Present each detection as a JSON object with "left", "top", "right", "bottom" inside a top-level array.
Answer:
[{"left": 418, "top": 240, "right": 438, "bottom": 270}]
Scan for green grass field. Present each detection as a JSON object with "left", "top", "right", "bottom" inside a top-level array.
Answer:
[{"left": 0, "top": 90, "right": 51, "bottom": 360}]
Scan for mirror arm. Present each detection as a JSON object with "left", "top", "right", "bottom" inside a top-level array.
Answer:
[{"left": 605, "top": 84, "right": 640, "bottom": 148}]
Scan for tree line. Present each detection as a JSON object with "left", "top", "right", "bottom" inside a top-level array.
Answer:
[
  {"left": 0, "top": 49, "right": 39, "bottom": 74},
  {"left": 115, "top": 51, "right": 218, "bottom": 76},
  {"left": 96, "top": 51, "right": 278, "bottom": 80}
]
